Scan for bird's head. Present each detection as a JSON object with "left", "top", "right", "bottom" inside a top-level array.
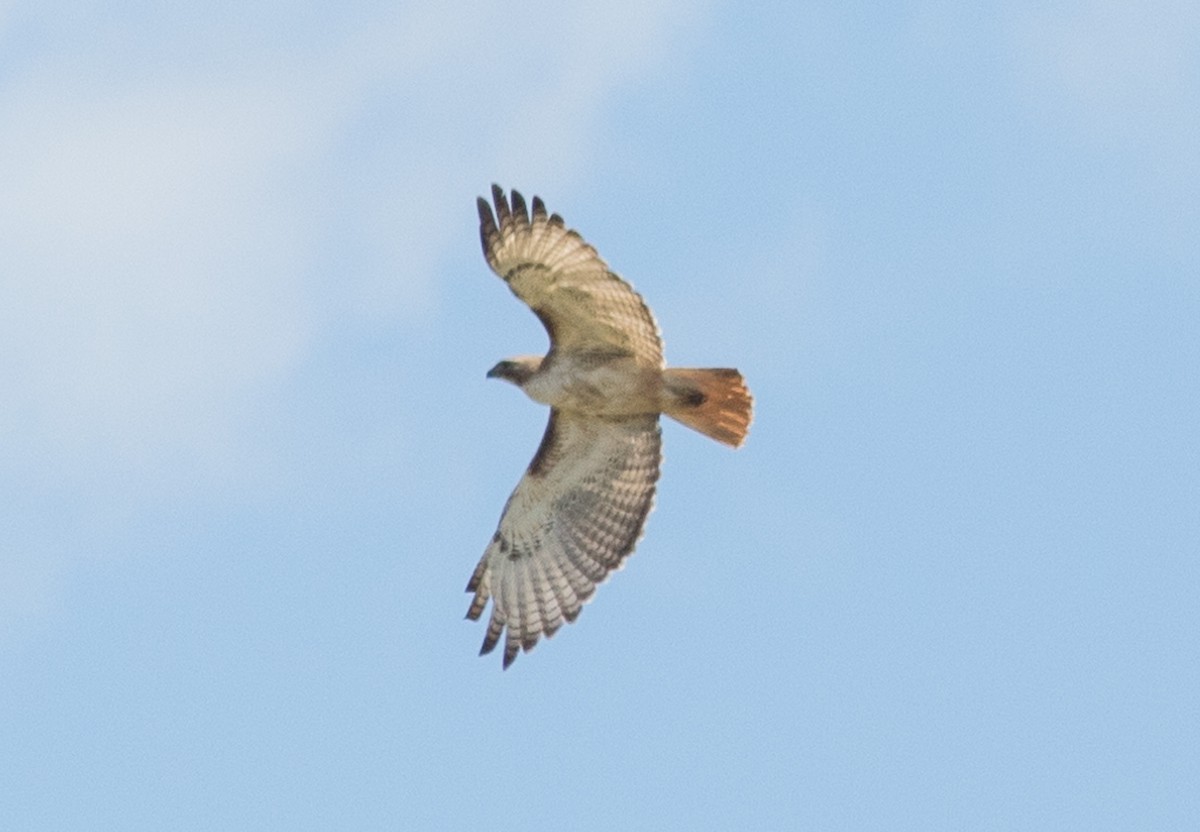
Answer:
[{"left": 486, "top": 355, "right": 543, "bottom": 387}]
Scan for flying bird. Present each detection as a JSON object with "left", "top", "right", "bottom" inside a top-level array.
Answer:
[{"left": 466, "top": 185, "right": 752, "bottom": 668}]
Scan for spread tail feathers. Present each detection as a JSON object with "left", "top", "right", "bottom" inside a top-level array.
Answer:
[{"left": 663, "top": 368, "right": 753, "bottom": 448}]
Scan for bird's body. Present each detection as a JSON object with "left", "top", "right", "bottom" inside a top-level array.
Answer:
[
  {"left": 498, "top": 352, "right": 664, "bottom": 414},
  {"left": 467, "top": 186, "right": 752, "bottom": 668}
]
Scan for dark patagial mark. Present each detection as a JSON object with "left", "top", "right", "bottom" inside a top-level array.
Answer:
[
  {"left": 532, "top": 306, "right": 558, "bottom": 344},
  {"left": 574, "top": 346, "right": 634, "bottom": 367},
  {"left": 527, "top": 410, "right": 562, "bottom": 477}
]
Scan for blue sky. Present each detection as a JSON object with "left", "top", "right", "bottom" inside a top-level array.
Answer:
[{"left": 2, "top": 1, "right": 1198, "bottom": 829}]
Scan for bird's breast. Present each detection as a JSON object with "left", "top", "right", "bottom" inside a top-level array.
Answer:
[{"left": 522, "top": 353, "right": 663, "bottom": 415}]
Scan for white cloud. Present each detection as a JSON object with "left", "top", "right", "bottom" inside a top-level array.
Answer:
[
  {"left": 0, "top": 0, "right": 707, "bottom": 631},
  {"left": 0, "top": 75, "right": 318, "bottom": 477}
]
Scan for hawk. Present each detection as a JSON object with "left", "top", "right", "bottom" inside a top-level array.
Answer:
[{"left": 466, "top": 185, "right": 752, "bottom": 668}]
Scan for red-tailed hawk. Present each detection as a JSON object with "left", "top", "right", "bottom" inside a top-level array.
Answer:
[{"left": 466, "top": 185, "right": 752, "bottom": 668}]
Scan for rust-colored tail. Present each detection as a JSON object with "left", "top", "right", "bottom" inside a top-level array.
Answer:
[{"left": 663, "top": 368, "right": 753, "bottom": 448}]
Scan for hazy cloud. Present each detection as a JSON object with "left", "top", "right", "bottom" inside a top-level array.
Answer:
[{"left": 0, "top": 0, "right": 706, "bottom": 631}]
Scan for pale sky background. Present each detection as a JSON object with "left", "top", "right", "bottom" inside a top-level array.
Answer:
[{"left": 2, "top": 1, "right": 1198, "bottom": 829}]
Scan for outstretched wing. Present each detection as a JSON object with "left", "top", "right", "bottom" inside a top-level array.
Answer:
[
  {"left": 465, "top": 411, "right": 662, "bottom": 668},
  {"left": 477, "top": 185, "right": 664, "bottom": 369}
]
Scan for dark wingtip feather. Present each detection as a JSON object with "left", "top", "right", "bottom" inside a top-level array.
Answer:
[
  {"left": 531, "top": 195, "right": 547, "bottom": 221},
  {"left": 491, "top": 183, "right": 510, "bottom": 225},
  {"left": 477, "top": 197, "right": 497, "bottom": 261},
  {"left": 480, "top": 613, "right": 503, "bottom": 657},
  {"left": 510, "top": 190, "right": 528, "bottom": 223},
  {"left": 502, "top": 642, "right": 519, "bottom": 670},
  {"left": 464, "top": 592, "right": 486, "bottom": 620}
]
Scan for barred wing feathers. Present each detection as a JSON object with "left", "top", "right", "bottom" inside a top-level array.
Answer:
[
  {"left": 465, "top": 410, "right": 662, "bottom": 668},
  {"left": 477, "top": 185, "right": 664, "bottom": 368}
]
